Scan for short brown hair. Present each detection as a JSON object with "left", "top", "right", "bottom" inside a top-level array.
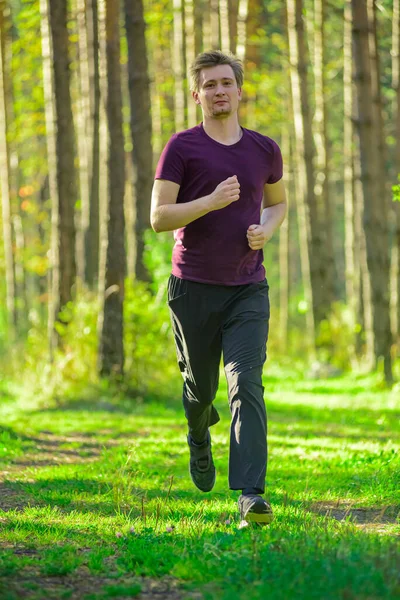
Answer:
[{"left": 190, "top": 50, "right": 244, "bottom": 92}]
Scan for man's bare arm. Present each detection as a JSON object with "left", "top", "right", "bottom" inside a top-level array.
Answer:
[
  {"left": 151, "top": 176, "right": 240, "bottom": 233},
  {"left": 247, "top": 179, "right": 287, "bottom": 250}
]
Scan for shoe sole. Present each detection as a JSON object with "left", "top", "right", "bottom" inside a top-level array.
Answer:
[{"left": 239, "top": 511, "right": 274, "bottom": 529}]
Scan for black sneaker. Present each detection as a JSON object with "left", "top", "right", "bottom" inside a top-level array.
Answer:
[
  {"left": 238, "top": 494, "right": 273, "bottom": 528},
  {"left": 187, "top": 431, "right": 216, "bottom": 492}
]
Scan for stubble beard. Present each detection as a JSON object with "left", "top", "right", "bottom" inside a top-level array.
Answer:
[{"left": 211, "top": 105, "right": 231, "bottom": 119}]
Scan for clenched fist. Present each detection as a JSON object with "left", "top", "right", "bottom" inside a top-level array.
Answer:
[
  {"left": 207, "top": 176, "right": 240, "bottom": 211},
  {"left": 247, "top": 224, "right": 271, "bottom": 250}
]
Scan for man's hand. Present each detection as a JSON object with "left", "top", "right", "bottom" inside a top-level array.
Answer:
[
  {"left": 247, "top": 224, "right": 271, "bottom": 250},
  {"left": 207, "top": 176, "right": 240, "bottom": 211}
]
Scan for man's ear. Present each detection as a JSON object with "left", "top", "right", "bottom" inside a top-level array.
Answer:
[
  {"left": 192, "top": 90, "right": 201, "bottom": 105},
  {"left": 238, "top": 87, "right": 242, "bottom": 101}
]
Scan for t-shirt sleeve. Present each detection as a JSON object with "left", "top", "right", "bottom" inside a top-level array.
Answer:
[
  {"left": 267, "top": 140, "right": 283, "bottom": 184},
  {"left": 154, "top": 134, "right": 185, "bottom": 185}
]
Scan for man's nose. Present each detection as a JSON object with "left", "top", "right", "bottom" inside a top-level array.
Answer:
[{"left": 215, "top": 84, "right": 225, "bottom": 95}]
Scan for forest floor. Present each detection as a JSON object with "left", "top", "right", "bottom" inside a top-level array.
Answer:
[{"left": 0, "top": 365, "right": 399, "bottom": 599}]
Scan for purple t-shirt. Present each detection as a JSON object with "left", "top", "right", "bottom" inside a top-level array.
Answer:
[{"left": 155, "top": 123, "right": 283, "bottom": 285}]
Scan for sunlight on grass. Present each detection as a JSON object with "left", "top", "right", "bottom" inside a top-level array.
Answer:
[{"left": 0, "top": 369, "right": 399, "bottom": 599}]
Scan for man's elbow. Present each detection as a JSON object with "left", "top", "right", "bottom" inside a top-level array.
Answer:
[
  {"left": 151, "top": 216, "right": 161, "bottom": 233},
  {"left": 150, "top": 210, "right": 163, "bottom": 233}
]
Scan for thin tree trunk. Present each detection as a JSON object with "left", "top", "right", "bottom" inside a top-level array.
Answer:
[
  {"left": 40, "top": 0, "right": 60, "bottom": 356},
  {"left": 391, "top": 0, "right": 400, "bottom": 345},
  {"left": 351, "top": 0, "right": 392, "bottom": 383},
  {"left": 75, "top": 0, "right": 90, "bottom": 287},
  {"left": 12, "top": 214, "right": 27, "bottom": 323},
  {"left": 173, "top": 0, "right": 185, "bottom": 132},
  {"left": 124, "top": 151, "right": 135, "bottom": 280},
  {"left": 185, "top": 0, "right": 197, "bottom": 127},
  {"left": 50, "top": 0, "right": 77, "bottom": 321},
  {"left": 210, "top": 0, "right": 220, "bottom": 49},
  {"left": 279, "top": 125, "right": 290, "bottom": 354},
  {"left": 242, "top": 0, "right": 261, "bottom": 128},
  {"left": 98, "top": 0, "right": 126, "bottom": 377},
  {"left": 150, "top": 42, "right": 163, "bottom": 157},
  {"left": 219, "top": 0, "right": 230, "bottom": 52},
  {"left": 40, "top": 0, "right": 77, "bottom": 355},
  {"left": 193, "top": 0, "right": 203, "bottom": 54},
  {"left": 203, "top": 0, "right": 212, "bottom": 50},
  {"left": 313, "top": 0, "right": 335, "bottom": 307},
  {"left": 344, "top": 0, "right": 360, "bottom": 364},
  {"left": 236, "top": 0, "right": 248, "bottom": 61},
  {"left": 0, "top": 1, "right": 16, "bottom": 334},
  {"left": 124, "top": 0, "right": 153, "bottom": 282},
  {"left": 286, "top": 0, "right": 316, "bottom": 349},
  {"left": 228, "top": 0, "right": 239, "bottom": 54},
  {"left": 38, "top": 176, "right": 49, "bottom": 324},
  {"left": 85, "top": 0, "right": 100, "bottom": 288}
]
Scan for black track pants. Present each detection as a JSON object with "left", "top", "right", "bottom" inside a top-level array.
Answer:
[{"left": 167, "top": 274, "right": 270, "bottom": 493}]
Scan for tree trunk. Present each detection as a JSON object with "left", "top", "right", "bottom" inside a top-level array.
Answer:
[
  {"left": 219, "top": 0, "right": 230, "bottom": 52},
  {"left": 203, "top": 0, "right": 212, "bottom": 50},
  {"left": 236, "top": 0, "right": 248, "bottom": 61},
  {"left": 286, "top": 0, "right": 316, "bottom": 348},
  {"left": 228, "top": 0, "right": 239, "bottom": 54},
  {"left": 193, "top": 0, "right": 203, "bottom": 54},
  {"left": 0, "top": 1, "right": 16, "bottom": 335},
  {"left": 210, "top": 0, "right": 220, "bottom": 49},
  {"left": 76, "top": 0, "right": 90, "bottom": 287},
  {"left": 279, "top": 125, "right": 290, "bottom": 354},
  {"left": 185, "top": 0, "right": 197, "bottom": 127},
  {"left": 40, "top": 0, "right": 77, "bottom": 355},
  {"left": 313, "top": 0, "right": 335, "bottom": 307},
  {"left": 351, "top": 0, "right": 392, "bottom": 383},
  {"left": 344, "top": 0, "right": 360, "bottom": 363},
  {"left": 98, "top": 0, "right": 126, "bottom": 377},
  {"left": 124, "top": 151, "right": 135, "bottom": 281},
  {"left": 85, "top": 0, "right": 100, "bottom": 288},
  {"left": 150, "top": 42, "right": 163, "bottom": 157},
  {"left": 124, "top": 0, "right": 153, "bottom": 282},
  {"left": 391, "top": 0, "right": 400, "bottom": 345},
  {"left": 173, "top": 0, "right": 185, "bottom": 132}
]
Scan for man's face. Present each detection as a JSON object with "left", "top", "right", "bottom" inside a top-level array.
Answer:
[{"left": 192, "top": 64, "right": 242, "bottom": 119}]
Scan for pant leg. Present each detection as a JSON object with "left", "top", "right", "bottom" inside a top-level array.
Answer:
[
  {"left": 221, "top": 280, "right": 270, "bottom": 493},
  {"left": 168, "top": 275, "right": 222, "bottom": 443}
]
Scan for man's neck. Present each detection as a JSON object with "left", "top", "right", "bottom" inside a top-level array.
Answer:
[{"left": 202, "top": 116, "right": 242, "bottom": 146}]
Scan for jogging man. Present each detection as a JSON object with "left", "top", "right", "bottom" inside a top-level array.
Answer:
[{"left": 151, "top": 50, "right": 287, "bottom": 527}]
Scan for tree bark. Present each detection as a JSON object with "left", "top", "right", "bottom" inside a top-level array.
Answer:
[
  {"left": 76, "top": 0, "right": 90, "bottom": 287},
  {"left": 313, "top": 0, "right": 335, "bottom": 307},
  {"left": 344, "top": 0, "right": 361, "bottom": 364},
  {"left": 185, "top": 0, "right": 197, "bottom": 128},
  {"left": 286, "top": 0, "right": 316, "bottom": 348},
  {"left": 219, "top": 0, "right": 230, "bottom": 53},
  {"left": 173, "top": 0, "right": 185, "bottom": 132},
  {"left": 210, "top": 0, "right": 220, "bottom": 49},
  {"left": 193, "top": 0, "right": 203, "bottom": 54},
  {"left": 40, "top": 0, "right": 77, "bottom": 355},
  {"left": 228, "top": 0, "right": 239, "bottom": 54},
  {"left": 98, "top": 0, "right": 126, "bottom": 377},
  {"left": 124, "top": 0, "right": 153, "bottom": 282},
  {"left": 85, "top": 0, "right": 100, "bottom": 288},
  {"left": 279, "top": 125, "right": 290, "bottom": 354},
  {"left": 351, "top": 0, "right": 392, "bottom": 383},
  {"left": 236, "top": 0, "right": 248, "bottom": 61},
  {"left": 391, "top": 0, "right": 400, "bottom": 345},
  {"left": 0, "top": 1, "right": 16, "bottom": 334}
]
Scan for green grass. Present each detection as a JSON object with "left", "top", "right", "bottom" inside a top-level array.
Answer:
[{"left": 0, "top": 365, "right": 399, "bottom": 599}]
